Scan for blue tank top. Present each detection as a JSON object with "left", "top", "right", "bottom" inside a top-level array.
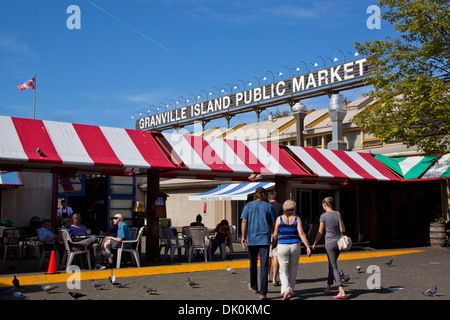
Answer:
[{"left": 278, "top": 217, "right": 300, "bottom": 244}]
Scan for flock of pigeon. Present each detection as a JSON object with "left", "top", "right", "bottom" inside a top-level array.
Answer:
[
  {"left": 6, "top": 259, "right": 439, "bottom": 299},
  {"left": 339, "top": 258, "right": 439, "bottom": 297},
  {"left": 7, "top": 265, "right": 238, "bottom": 300},
  {"left": 8, "top": 270, "right": 160, "bottom": 300}
]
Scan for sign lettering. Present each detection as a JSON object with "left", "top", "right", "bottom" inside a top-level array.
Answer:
[{"left": 137, "top": 58, "right": 371, "bottom": 130}]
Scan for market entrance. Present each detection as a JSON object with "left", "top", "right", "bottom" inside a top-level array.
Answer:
[
  {"left": 58, "top": 175, "right": 136, "bottom": 235},
  {"left": 63, "top": 175, "right": 108, "bottom": 235}
]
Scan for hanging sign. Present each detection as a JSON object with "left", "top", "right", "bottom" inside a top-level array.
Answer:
[{"left": 137, "top": 58, "right": 373, "bottom": 130}]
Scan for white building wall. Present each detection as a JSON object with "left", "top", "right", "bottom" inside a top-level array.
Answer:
[{"left": 1, "top": 172, "right": 53, "bottom": 227}]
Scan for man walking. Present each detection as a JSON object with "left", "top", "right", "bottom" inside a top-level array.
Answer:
[{"left": 241, "top": 187, "right": 277, "bottom": 299}]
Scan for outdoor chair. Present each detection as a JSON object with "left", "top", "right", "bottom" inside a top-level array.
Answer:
[
  {"left": 184, "top": 226, "right": 211, "bottom": 263},
  {"left": 39, "top": 240, "right": 61, "bottom": 269},
  {"left": 209, "top": 224, "right": 235, "bottom": 260},
  {"left": 59, "top": 228, "right": 91, "bottom": 272},
  {"left": 22, "top": 235, "right": 41, "bottom": 260},
  {"left": 2, "top": 229, "right": 22, "bottom": 261},
  {"left": 160, "top": 227, "right": 187, "bottom": 262},
  {"left": 129, "top": 227, "right": 139, "bottom": 240},
  {"left": 115, "top": 226, "right": 145, "bottom": 268}
]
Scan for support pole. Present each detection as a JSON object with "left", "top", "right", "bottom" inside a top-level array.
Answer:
[
  {"left": 275, "top": 176, "right": 289, "bottom": 203},
  {"left": 52, "top": 173, "right": 59, "bottom": 230},
  {"left": 33, "top": 73, "right": 36, "bottom": 120}
]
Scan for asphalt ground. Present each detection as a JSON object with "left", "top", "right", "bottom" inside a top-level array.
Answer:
[{"left": 0, "top": 243, "right": 448, "bottom": 317}]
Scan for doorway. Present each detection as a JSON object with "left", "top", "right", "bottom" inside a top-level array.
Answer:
[{"left": 65, "top": 176, "right": 108, "bottom": 235}]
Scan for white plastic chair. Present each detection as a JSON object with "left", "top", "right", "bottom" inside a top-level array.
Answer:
[
  {"left": 116, "top": 226, "right": 144, "bottom": 268},
  {"left": 185, "top": 226, "right": 211, "bottom": 263},
  {"left": 129, "top": 227, "right": 139, "bottom": 240},
  {"left": 2, "top": 229, "right": 22, "bottom": 261},
  {"left": 209, "top": 224, "right": 235, "bottom": 260},
  {"left": 59, "top": 228, "right": 91, "bottom": 272},
  {"left": 22, "top": 236, "right": 41, "bottom": 259},
  {"left": 160, "top": 227, "right": 186, "bottom": 262}
]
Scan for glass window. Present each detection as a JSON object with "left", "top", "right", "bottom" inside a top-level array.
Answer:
[
  {"left": 324, "top": 134, "right": 332, "bottom": 148},
  {"left": 306, "top": 136, "right": 322, "bottom": 148},
  {"left": 344, "top": 130, "right": 362, "bottom": 150},
  {"left": 58, "top": 174, "right": 84, "bottom": 197}
]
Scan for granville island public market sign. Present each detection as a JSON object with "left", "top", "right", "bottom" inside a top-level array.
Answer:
[{"left": 137, "top": 58, "right": 372, "bottom": 130}]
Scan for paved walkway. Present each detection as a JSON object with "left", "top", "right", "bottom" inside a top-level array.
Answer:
[{"left": 0, "top": 244, "right": 449, "bottom": 302}]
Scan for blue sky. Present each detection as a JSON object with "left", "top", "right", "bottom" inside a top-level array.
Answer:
[{"left": 0, "top": 0, "right": 397, "bottom": 132}]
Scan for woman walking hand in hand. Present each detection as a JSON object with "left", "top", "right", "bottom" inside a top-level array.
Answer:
[
  {"left": 312, "top": 197, "right": 346, "bottom": 299},
  {"left": 272, "top": 200, "right": 311, "bottom": 300}
]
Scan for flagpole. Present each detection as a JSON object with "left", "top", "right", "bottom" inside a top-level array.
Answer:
[{"left": 33, "top": 73, "right": 36, "bottom": 119}]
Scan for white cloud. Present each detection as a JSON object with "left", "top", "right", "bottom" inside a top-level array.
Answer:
[
  {"left": 0, "top": 35, "right": 36, "bottom": 58},
  {"left": 117, "top": 87, "right": 174, "bottom": 104},
  {"left": 163, "top": 0, "right": 348, "bottom": 25}
]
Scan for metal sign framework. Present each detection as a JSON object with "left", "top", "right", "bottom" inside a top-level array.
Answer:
[{"left": 136, "top": 57, "right": 375, "bottom": 131}]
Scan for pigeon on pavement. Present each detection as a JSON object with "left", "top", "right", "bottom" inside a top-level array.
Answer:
[
  {"left": 109, "top": 270, "right": 122, "bottom": 287},
  {"left": 12, "top": 275, "right": 20, "bottom": 288},
  {"left": 341, "top": 274, "right": 350, "bottom": 283},
  {"left": 422, "top": 284, "right": 437, "bottom": 297},
  {"left": 143, "top": 286, "right": 157, "bottom": 295},
  {"left": 226, "top": 265, "right": 236, "bottom": 274},
  {"left": 187, "top": 278, "right": 198, "bottom": 288},
  {"left": 356, "top": 264, "right": 361, "bottom": 272},
  {"left": 69, "top": 292, "right": 87, "bottom": 300},
  {"left": 12, "top": 289, "right": 28, "bottom": 300},
  {"left": 42, "top": 285, "right": 58, "bottom": 294},
  {"left": 385, "top": 259, "right": 393, "bottom": 266},
  {"left": 91, "top": 279, "right": 104, "bottom": 290}
]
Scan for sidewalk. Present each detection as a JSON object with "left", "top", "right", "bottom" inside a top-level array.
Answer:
[{"left": 1, "top": 242, "right": 449, "bottom": 301}]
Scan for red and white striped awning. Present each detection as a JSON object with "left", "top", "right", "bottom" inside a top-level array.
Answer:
[
  {"left": 161, "top": 133, "right": 311, "bottom": 178},
  {"left": 0, "top": 116, "right": 400, "bottom": 181},
  {"left": 286, "top": 145, "right": 401, "bottom": 181},
  {"left": 0, "top": 116, "right": 180, "bottom": 174}
]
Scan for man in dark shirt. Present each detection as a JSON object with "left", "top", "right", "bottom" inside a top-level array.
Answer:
[
  {"left": 268, "top": 191, "right": 283, "bottom": 217},
  {"left": 268, "top": 191, "right": 283, "bottom": 286},
  {"left": 241, "top": 187, "right": 277, "bottom": 299}
]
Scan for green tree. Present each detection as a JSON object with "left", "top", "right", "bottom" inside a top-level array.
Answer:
[{"left": 355, "top": 0, "right": 449, "bottom": 155}]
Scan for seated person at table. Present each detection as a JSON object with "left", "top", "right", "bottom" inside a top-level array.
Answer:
[
  {"left": 102, "top": 214, "right": 131, "bottom": 267},
  {"left": 61, "top": 217, "right": 74, "bottom": 237},
  {"left": 68, "top": 214, "right": 100, "bottom": 267},
  {"left": 69, "top": 214, "right": 88, "bottom": 239},
  {"left": 38, "top": 219, "right": 64, "bottom": 256},
  {"left": 190, "top": 214, "right": 205, "bottom": 227},
  {"left": 210, "top": 219, "right": 234, "bottom": 258}
]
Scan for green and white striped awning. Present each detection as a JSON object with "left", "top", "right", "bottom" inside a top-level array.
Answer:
[
  {"left": 421, "top": 154, "right": 450, "bottom": 179},
  {"left": 374, "top": 154, "right": 440, "bottom": 180}
]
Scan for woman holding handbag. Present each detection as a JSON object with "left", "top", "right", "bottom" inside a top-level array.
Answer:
[{"left": 312, "top": 197, "right": 346, "bottom": 299}]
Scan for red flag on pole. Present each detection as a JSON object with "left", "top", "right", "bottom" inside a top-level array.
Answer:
[
  {"left": 17, "top": 77, "right": 35, "bottom": 90},
  {"left": 17, "top": 74, "right": 37, "bottom": 119}
]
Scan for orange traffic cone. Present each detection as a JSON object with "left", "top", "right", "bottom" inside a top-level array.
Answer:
[{"left": 46, "top": 250, "right": 58, "bottom": 274}]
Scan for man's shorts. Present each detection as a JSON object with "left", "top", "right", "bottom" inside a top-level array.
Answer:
[
  {"left": 110, "top": 239, "right": 122, "bottom": 249},
  {"left": 269, "top": 244, "right": 278, "bottom": 258}
]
